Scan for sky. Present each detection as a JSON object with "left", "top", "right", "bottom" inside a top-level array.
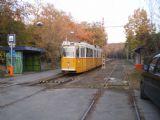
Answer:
[{"left": 34, "top": 0, "right": 147, "bottom": 43}]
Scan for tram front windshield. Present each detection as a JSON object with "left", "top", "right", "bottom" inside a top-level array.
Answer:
[{"left": 62, "top": 47, "right": 75, "bottom": 57}]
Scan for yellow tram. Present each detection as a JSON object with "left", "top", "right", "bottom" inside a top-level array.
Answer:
[{"left": 61, "top": 41, "right": 102, "bottom": 73}]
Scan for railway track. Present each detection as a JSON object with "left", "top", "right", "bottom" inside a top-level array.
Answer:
[
  {"left": 0, "top": 60, "right": 144, "bottom": 120},
  {"left": 80, "top": 61, "right": 143, "bottom": 120},
  {"left": 125, "top": 70, "right": 143, "bottom": 120},
  {"left": 0, "top": 73, "right": 74, "bottom": 108},
  {"left": 0, "top": 67, "right": 101, "bottom": 109},
  {"left": 0, "top": 72, "right": 66, "bottom": 89},
  {"left": 80, "top": 62, "right": 118, "bottom": 120}
]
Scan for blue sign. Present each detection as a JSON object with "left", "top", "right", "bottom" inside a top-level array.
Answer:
[{"left": 9, "top": 50, "right": 16, "bottom": 57}]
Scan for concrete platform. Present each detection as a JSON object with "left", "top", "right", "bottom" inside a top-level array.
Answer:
[
  {"left": 134, "top": 90, "right": 160, "bottom": 120},
  {"left": 0, "top": 85, "right": 43, "bottom": 107},
  {"left": 0, "top": 69, "right": 61, "bottom": 85},
  {"left": 90, "top": 90, "right": 136, "bottom": 120},
  {"left": 0, "top": 88, "right": 97, "bottom": 120}
]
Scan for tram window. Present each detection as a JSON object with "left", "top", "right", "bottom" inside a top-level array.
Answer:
[
  {"left": 96, "top": 50, "right": 98, "bottom": 58},
  {"left": 97, "top": 51, "right": 99, "bottom": 57},
  {"left": 90, "top": 49, "right": 93, "bottom": 57},
  {"left": 98, "top": 51, "right": 101, "bottom": 58},
  {"left": 76, "top": 47, "right": 79, "bottom": 58},
  {"left": 100, "top": 52, "right": 102, "bottom": 58},
  {"left": 80, "top": 48, "right": 82, "bottom": 57},
  {"left": 98, "top": 51, "right": 99, "bottom": 58},
  {"left": 81, "top": 48, "right": 85, "bottom": 57},
  {"left": 86, "top": 48, "right": 93, "bottom": 57},
  {"left": 86, "top": 48, "right": 89, "bottom": 57},
  {"left": 94, "top": 50, "right": 96, "bottom": 57},
  {"left": 62, "top": 47, "right": 75, "bottom": 57}
]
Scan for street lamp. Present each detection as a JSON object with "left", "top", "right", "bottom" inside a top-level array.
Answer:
[
  {"left": 65, "top": 31, "right": 74, "bottom": 41},
  {"left": 36, "top": 22, "right": 43, "bottom": 27}
]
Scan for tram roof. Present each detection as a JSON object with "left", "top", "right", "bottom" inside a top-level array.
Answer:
[{"left": 62, "top": 41, "right": 101, "bottom": 49}]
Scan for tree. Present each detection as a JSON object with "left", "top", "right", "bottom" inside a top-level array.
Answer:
[
  {"left": 30, "top": 3, "right": 107, "bottom": 65},
  {"left": 74, "top": 22, "right": 107, "bottom": 47},
  {"left": 0, "top": 0, "right": 32, "bottom": 46},
  {"left": 30, "top": 3, "right": 76, "bottom": 65},
  {"left": 124, "top": 8, "right": 155, "bottom": 56},
  {"left": 89, "top": 22, "right": 107, "bottom": 47}
]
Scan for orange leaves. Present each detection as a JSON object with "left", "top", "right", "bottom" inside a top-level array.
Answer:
[
  {"left": 73, "top": 24, "right": 94, "bottom": 43},
  {"left": 30, "top": 3, "right": 107, "bottom": 63},
  {"left": 34, "top": 3, "right": 106, "bottom": 47}
]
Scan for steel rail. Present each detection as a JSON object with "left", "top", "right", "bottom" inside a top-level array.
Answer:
[
  {"left": 0, "top": 74, "right": 73, "bottom": 109},
  {"left": 80, "top": 61, "right": 119, "bottom": 120},
  {"left": 0, "top": 67, "right": 102, "bottom": 108},
  {"left": 104, "top": 62, "right": 118, "bottom": 87},
  {"left": 0, "top": 73, "right": 65, "bottom": 89},
  {"left": 125, "top": 70, "right": 142, "bottom": 120},
  {"left": 80, "top": 100, "right": 95, "bottom": 120}
]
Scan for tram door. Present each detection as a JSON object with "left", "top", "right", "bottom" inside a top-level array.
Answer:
[
  {"left": 76, "top": 47, "right": 81, "bottom": 72},
  {"left": 81, "top": 47, "right": 85, "bottom": 72},
  {"left": 76, "top": 47, "right": 85, "bottom": 73}
]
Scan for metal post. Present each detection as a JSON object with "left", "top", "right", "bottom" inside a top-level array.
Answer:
[
  {"left": 126, "top": 42, "right": 129, "bottom": 60},
  {"left": 11, "top": 43, "right": 13, "bottom": 66},
  {"left": 8, "top": 34, "right": 16, "bottom": 77}
]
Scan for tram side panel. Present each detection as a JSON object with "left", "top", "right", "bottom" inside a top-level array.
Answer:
[
  {"left": 76, "top": 58, "right": 82, "bottom": 73},
  {"left": 95, "top": 58, "right": 98, "bottom": 67},
  {"left": 86, "top": 58, "right": 90, "bottom": 71},
  {"left": 83, "top": 58, "right": 87, "bottom": 72},
  {"left": 98, "top": 58, "right": 102, "bottom": 66},
  {"left": 76, "top": 58, "right": 90, "bottom": 73},
  {"left": 76, "top": 58, "right": 86, "bottom": 73},
  {"left": 61, "top": 58, "right": 102, "bottom": 73},
  {"left": 86, "top": 58, "right": 93, "bottom": 71},
  {"left": 81, "top": 58, "right": 86, "bottom": 72}
]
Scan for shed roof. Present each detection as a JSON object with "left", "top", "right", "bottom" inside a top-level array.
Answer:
[
  {"left": 0, "top": 46, "right": 45, "bottom": 53},
  {"left": 134, "top": 46, "right": 144, "bottom": 53}
]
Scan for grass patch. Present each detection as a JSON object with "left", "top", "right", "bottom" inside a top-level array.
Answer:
[
  {"left": 125, "top": 59, "right": 134, "bottom": 65},
  {"left": 129, "top": 69, "right": 142, "bottom": 90}
]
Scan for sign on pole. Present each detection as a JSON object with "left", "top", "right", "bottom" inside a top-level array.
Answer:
[
  {"left": 7, "top": 34, "right": 16, "bottom": 76},
  {"left": 8, "top": 34, "right": 16, "bottom": 69},
  {"left": 8, "top": 34, "right": 16, "bottom": 46}
]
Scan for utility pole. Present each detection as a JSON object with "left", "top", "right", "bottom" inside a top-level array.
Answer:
[
  {"left": 126, "top": 41, "right": 129, "bottom": 60},
  {"left": 101, "top": 18, "right": 106, "bottom": 69}
]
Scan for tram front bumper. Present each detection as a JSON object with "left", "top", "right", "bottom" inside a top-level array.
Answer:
[{"left": 61, "top": 68, "right": 75, "bottom": 71}]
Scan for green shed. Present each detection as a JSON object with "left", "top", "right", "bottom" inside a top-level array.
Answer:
[{"left": 0, "top": 46, "right": 45, "bottom": 74}]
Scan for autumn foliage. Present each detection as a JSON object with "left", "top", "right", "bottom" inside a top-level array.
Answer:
[
  {"left": 124, "top": 8, "right": 159, "bottom": 57},
  {"left": 0, "top": 1, "right": 107, "bottom": 66}
]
